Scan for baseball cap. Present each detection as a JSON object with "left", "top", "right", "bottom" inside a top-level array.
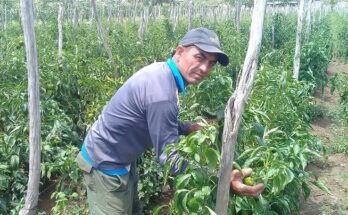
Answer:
[{"left": 179, "top": 27, "right": 229, "bottom": 66}]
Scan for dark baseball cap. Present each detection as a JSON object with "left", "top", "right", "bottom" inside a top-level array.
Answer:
[{"left": 179, "top": 27, "right": 229, "bottom": 66}]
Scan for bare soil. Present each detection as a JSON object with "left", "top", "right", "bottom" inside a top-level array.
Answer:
[
  {"left": 37, "top": 179, "right": 57, "bottom": 215},
  {"left": 300, "top": 60, "right": 348, "bottom": 215}
]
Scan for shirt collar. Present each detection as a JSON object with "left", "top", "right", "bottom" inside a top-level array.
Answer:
[{"left": 167, "top": 58, "right": 187, "bottom": 97}]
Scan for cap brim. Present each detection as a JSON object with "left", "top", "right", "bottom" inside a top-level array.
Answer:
[{"left": 195, "top": 43, "right": 229, "bottom": 66}]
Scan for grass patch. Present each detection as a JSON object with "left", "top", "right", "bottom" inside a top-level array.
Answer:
[
  {"left": 309, "top": 104, "right": 325, "bottom": 119},
  {"left": 342, "top": 173, "right": 348, "bottom": 182},
  {"left": 327, "top": 131, "right": 348, "bottom": 154}
]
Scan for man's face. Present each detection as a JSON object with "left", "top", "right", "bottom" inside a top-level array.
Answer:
[{"left": 176, "top": 45, "right": 218, "bottom": 85}]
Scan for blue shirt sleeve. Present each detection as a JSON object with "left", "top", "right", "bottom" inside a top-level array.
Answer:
[
  {"left": 146, "top": 100, "right": 187, "bottom": 175},
  {"left": 178, "top": 121, "right": 192, "bottom": 135}
]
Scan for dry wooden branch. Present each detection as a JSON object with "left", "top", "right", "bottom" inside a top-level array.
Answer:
[
  {"left": 215, "top": 0, "right": 267, "bottom": 214},
  {"left": 19, "top": 0, "right": 41, "bottom": 214},
  {"left": 91, "top": 0, "right": 118, "bottom": 78},
  {"left": 306, "top": 0, "right": 312, "bottom": 41},
  {"left": 293, "top": 0, "right": 305, "bottom": 80},
  {"left": 188, "top": 0, "right": 194, "bottom": 31},
  {"left": 58, "top": 3, "right": 64, "bottom": 64}
]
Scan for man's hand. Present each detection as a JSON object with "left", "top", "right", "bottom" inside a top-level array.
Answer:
[
  {"left": 187, "top": 119, "right": 218, "bottom": 134},
  {"left": 230, "top": 168, "right": 265, "bottom": 197}
]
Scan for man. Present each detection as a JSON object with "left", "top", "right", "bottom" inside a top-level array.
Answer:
[{"left": 76, "top": 27, "right": 264, "bottom": 214}]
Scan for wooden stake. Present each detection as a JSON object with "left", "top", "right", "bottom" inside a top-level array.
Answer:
[
  {"left": 293, "top": 0, "right": 305, "bottom": 80},
  {"left": 19, "top": 0, "right": 41, "bottom": 213},
  {"left": 91, "top": 0, "right": 118, "bottom": 78},
  {"left": 235, "top": 0, "right": 242, "bottom": 33},
  {"left": 188, "top": 0, "right": 194, "bottom": 31},
  {"left": 58, "top": 3, "right": 64, "bottom": 65},
  {"left": 215, "top": 0, "right": 267, "bottom": 214}
]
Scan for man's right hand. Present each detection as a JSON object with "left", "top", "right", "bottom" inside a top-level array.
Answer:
[{"left": 230, "top": 168, "right": 265, "bottom": 197}]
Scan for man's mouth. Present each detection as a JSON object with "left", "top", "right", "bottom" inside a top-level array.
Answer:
[{"left": 193, "top": 72, "right": 203, "bottom": 80}]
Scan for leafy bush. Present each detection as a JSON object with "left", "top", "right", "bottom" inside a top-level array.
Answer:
[
  {"left": 161, "top": 64, "right": 325, "bottom": 214},
  {"left": 299, "top": 18, "right": 332, "bottom": 91},
  {"left": 330, "top": 73, "right": 348, "bottom": 122},
  {"left": 328, "top": 12, "right": 348, "bottom": 60}
]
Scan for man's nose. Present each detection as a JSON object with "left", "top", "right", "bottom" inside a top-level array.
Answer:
[{"left": 199, "top": 62, "right": 210, "bottom": 74}]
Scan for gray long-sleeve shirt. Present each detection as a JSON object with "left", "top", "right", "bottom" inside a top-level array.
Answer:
[{"left": 84, "top": 61, "right": 189, "bottom": 174}]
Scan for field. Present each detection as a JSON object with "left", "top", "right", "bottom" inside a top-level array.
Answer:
[
  {"left": 300, "top": 61, "right": 348, "bottom": 215},
  {"left": 1, "top": 0, "right": 348, "bottom": 214}
]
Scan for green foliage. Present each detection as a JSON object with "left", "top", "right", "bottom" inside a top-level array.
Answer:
[
  {"left": 263, "top": 12, "right": 297, "bottom": 51},
  {"left": 163, "top": 64, "right": 326, "bottom": 214},
  {"left": 299, "top": 18, "right": 332, "bottom": 91},
  {"left": 232, "top": 66, "right": 323, "bottom": 214},
  {"left": 1, "top": 3, "right": 347, "bottom": 214},
  {"left": 164, "top": 119, "right": 220, "bottom": 214},
  {"left": 330, "top": 73, "right": 348, "bottom": 122},
  {"left": 328, "top": 135, "right": 348, "bottom": 154},
  {"left": 180, "top": 69, "right": 233, "bottom": 121},
  {"left": 327, "top": 12, "right": 348, "bottom": 60},
  {"left": 137, "top": 151, "right": 165, "bottom": 213}
]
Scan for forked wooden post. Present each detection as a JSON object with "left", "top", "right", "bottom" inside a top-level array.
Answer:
[
  {"left": 19, "top": 0, "right": 41, "bottom": 214},
  {"left": 215, "top": 0, "right": 267, "bottom": 214}
]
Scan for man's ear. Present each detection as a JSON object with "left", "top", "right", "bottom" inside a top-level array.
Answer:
[{"left": 175, "top": 45, "right": 185, "bottom": 57}]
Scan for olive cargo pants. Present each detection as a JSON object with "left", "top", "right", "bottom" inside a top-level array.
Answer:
[{"left": 76, "top": 152, "right": 143, "bottom": 215}]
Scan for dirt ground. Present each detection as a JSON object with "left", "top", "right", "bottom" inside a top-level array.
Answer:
[{"left": 300, "top": 60, "right": 348, "bottom": 215}]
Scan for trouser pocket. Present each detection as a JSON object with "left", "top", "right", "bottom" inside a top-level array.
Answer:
[
  {"left": 98, "top": 171, "right": 129, "bottom": 192},
  {"left": 95, "top": 171, "right": 132, "bottom": 213},
  {"left": 76, "top": 151, "right": 93, "bottom": 173}
]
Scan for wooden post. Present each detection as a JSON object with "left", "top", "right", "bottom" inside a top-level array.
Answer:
[
  {"left": 215, "top": 0, "right": 267, "bottom": 214},
  {"left": 174, "top": 5, "right": 180, "bottom": 30},
  {"left": 285, "top": 3, "right": 290, "bottom": 15},
  {"left": 138, "top": 8, "right": 145, "bottom": 43},
  {"left": 305, "top": 0, "right": 312, "bottom": 41},
  {"left": 90, "top": 7, "right": 93, "bottom": 23},
  {"left": 170, "top": 4, "right": 173, "bottom": 20},
  {"left": 188, "top": 0, "right": 194, "bottom": 31},
  {"left": 213, "top": 6, "right": 217, "bottom": 23},
  {"left": 107, "top": 7, "right": 111, "bottom": 33},
  {"left": 80, "top": 9, "right": 85, "bottom": 24},
  {"left": 293, "top": 0, "right": 306, "bottom": 80},
  {"left": 4, "top": 4, "right": 7, "bottom": 30},
  {"left": 158, "top": 4, "right": 161, "bottom": 18},
  {"left": 19, "top": 0, "right": 41, "bottom": 214},
  {"left": 58, "top": 3, "right": 64, "bottom": 65},
  {"left": 227, "top": 5, "right": 230, "bottom": 20},
  {"left": 73, "top": 6, "right": 78, "bottom": 33},
  {"left": 90, "top": 0, "right": 118, "bottom": 78},
  {"left": 235, "top": 0, "right": 242, "bottom": 33},
  {"left": 319, "top": 1, "right": 323, "bottom": 21},
  {"left": 145, "top": 6, "right": 149, "bottom": 29},
  {"left": 133, "top": 0, "right": 138, "bottom": 23},
  {"left": 271, "top": 4, "right": 275, "bottom": 49}
]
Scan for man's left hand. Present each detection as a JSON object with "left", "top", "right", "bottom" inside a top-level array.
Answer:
[{"left": 187, "top": 119, "right": 218, "bottom": 134}]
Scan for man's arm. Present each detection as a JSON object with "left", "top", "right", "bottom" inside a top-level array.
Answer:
[
  {"left": 146, "top": 100, "right": 187, "bottom": 175},
  {"left": 147, "top": 103, "right": 264, "bottom": 195},
  {"left": 178, "top": 119, "right": 217, "bottom": 135}
]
